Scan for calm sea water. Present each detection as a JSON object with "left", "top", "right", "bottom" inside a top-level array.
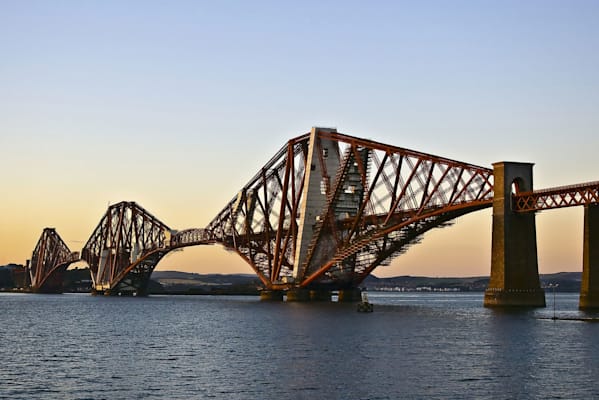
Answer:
[{"left": 1, "top": 292, "right": 598, "bottom": 399}]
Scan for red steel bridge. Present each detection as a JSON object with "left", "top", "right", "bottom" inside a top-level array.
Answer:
[{"left": 25, "top": 128, "right": 599, "bottom": 307}]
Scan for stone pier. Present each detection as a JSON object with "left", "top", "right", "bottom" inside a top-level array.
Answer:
[
  {"left": 484, "top": 162, "right": 545, "bottom": 307},
  {"left": 580, "top": 204, "right": 599, "bottom": 310},
  {"left": 338, "top": 288, "right": 362, "bottom": 302},
  {"left": 259, "top": 290, "right": 284, "bottom": 301},
  {"left": 285, "top": 288, "right": 311, "bottom": 302}
]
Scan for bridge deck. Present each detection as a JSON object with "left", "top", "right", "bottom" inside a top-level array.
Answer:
[{"left": 514, "top": 181, "right": 599, "bottom": 212}]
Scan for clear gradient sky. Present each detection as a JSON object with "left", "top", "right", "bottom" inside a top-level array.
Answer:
[{"left": 1, "top": 1, "right": 598, "bottom": 277}]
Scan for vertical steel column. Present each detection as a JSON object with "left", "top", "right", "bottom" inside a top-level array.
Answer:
[{"left": 484, "top": 162, "right": 545, "bottom": 307}]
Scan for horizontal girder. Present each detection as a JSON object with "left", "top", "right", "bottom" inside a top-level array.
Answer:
[{"left": 514, "top": 181, "right": 599, "bottom": 212}]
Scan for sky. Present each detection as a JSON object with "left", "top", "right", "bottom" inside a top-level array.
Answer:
[{"left": 1, "top": 0, "right": 598, "bottom": 277}]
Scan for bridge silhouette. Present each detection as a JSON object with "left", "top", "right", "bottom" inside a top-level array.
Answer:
[{"left": 25, "top": 127, "right": 599, "bottom": 308}]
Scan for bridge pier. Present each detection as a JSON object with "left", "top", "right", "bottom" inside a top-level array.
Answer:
[
  {"left": 484, "top": 162, "right": 545, "bottom": 307},
  {"left": 259, "top": 290, "right": 284, "bottom": 301},
  {"left": 285, "top": 288, "right": 332, "bottom": 302},
  {"left": 338, "top": 288, "right": 362, "bottom": 302},
  {"left": 285, "top": 288, "right": 311, "bottom": 302},
  {"left": 580, "top": 204, "right": 599, "bottom": 310},
  {"left": 309, "top": 289, "right": 332, "bottom": 301}
]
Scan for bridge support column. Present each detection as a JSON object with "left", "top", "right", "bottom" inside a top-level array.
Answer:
[
  {"left": 286, "top": 288, "right": 311, "bottom": 302},
  {"left": 580, "top": 204, "right": 599, "bottom": 310},
  {"left": 285, "top": 288, "right": 332, "bottom": 301},
  {"left": 484, "top": 162, "right": 545, "bottom": 307},
  {"left": 260, "top": 290, "right": 284, "bottom": 301},
  {"left": 309, "top": 289, "right": 332, "bottom": 301},
  {"left": 338, "top": 288, "right": 362, "bottom": 302}
]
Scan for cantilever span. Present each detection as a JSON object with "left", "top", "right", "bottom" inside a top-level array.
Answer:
[
  {"left": 28, "top": 228, "right": 79, "bottom": 293},
  {"left": 205, "top": 127, "right": 495, "bottom": 291},
  {"left": 80, "top": 202, "right": 212, "bottom": 296},
  {"left": 25, "top": 127, "right": 599, "bottom": 307},
  {"left": 72, "top": 128, "right": 496, "bottom": 296}
]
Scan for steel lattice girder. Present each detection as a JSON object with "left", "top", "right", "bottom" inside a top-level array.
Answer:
[
  {"left": 205, "top": 129, "right": 495, "bottom": 289},
  {"left": 513, "top": 181, "right": 599, "bottom": 212},
  {"left": 205, "top": 134, "right": 310, "bottom": 287},
  {"left": 297, "top": 130, "right": 494, "bottom": 287},
  {"left": 29, "top": 228, "right": 78, "bottom": 292},
  {"left": 81, "top": 201, "right": 172, "bottom": 294}
]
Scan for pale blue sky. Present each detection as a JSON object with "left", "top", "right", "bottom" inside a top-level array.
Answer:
[{"left": 1, "top": 1, "right": 598, "bottom": 276}]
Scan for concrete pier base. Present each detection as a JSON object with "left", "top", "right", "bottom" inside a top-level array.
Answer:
[
  {"left": 580, "top": 204, "right": 599, "bottom": 310},
  {"left": 484, "top": 162, "right": 545, "bottom": 308},
  {"left": 484, "top": 288, "right": 546, "bottom": 307},
  {"left": 286, "top": 288, "right": 311, "bottom": 302},
  {"left": 309, "top": 289, "right": 332, "bottom": 301},
  {"left": 285, "top": 288, "right": 332, "bottom": 302},
  {"left": 260, "top": 290, "right": 284, "bottom": 301},
  {"left": 338, "top": 288, "right": 362, "bottom": 302}
]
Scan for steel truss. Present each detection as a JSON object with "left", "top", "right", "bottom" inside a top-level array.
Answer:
[
  {"left": 29, "top": 228, "right": 79, "bottom": 293},
  {"left": 513, "top": 181, "right": 599, "bottom": 212},
  {"left": 81, "top": 201, "right": 173, "bottom": 296},
  {"left": 206, "top": 130, "right": 495, "bottom": 289},
  {"left": 206, "top": 134, "right": 310, "bottom": 287}
]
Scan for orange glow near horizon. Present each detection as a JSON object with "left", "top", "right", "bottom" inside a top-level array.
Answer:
[
  {"left": 1, "top": 1, "right": 598, "bottom": 280},
  {"left": 1, "top": 202, "right": 586, "bottom": 279}
]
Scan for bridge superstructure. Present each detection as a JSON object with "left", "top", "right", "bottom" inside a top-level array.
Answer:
[
  {"left": 518, "top": 182, "right": 599, "bottom": 309},
  {"left": 206, "top": 127, "right": 494, "bottom": 299},
  {"left": 28, "top": 228, "right": 79, "bottom": 293},
  {"left": 24, "top": 127, "right": 599, "bottom": 307},
  {"left": 80, "top": 201, "right": 211, "bottom": 296}
]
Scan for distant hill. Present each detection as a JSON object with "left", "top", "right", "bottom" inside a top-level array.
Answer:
[
  {"left": 362, "top": 275, "right": 489, "bottom": 292},
  {"left": 22, "top": 267, "right": 583, "bottom": 294},
  {"left": 363, "top": 272, "right": 582, "bottom": 292},
  {"left": 150, "top": 271, "right": 261, "bottom": 295},
  {"left": 154, "top": 270, "right": 583, "bottom": 293}
]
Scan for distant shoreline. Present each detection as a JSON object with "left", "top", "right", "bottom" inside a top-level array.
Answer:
[{"left": 0, "top": 267, "right": 583, "bottom": 294}]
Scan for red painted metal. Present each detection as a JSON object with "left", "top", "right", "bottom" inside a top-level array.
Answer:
[
  {"left": 513, "top": 181, "right": 599, "bottom": 212},
  {"left": 205, "top": 134, "right": 309, "bottom": 287},
  {"left": 205, "top": 129, "right": 495, "bottom": 290},
  {"left": 29, "top": 228, "right": 79, "bottom": 293},
  {"left": 24, "top": 130, "right": 498, "bottom": 293},
  {"left": 42, "top": 130, "right": 599, "bottom": 295},
  {"left": 296, "top": 131, "right": 494, "bottom": 288},
  {"left": 80, "top": 202, "right": 213, "bottom": 295},
  {"left": 81, "top": 201, "right": 172, "bottom": 295},
  {"left": 39, "top": 130, "right": 599, "bottom": 294}
]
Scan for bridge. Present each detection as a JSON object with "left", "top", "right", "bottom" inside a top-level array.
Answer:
[
  {"left": 24, "top": 127, "right": 599, "bottom": 308},
  {"left": 28, "top": 228, "right": 80, "bottom": 293}
]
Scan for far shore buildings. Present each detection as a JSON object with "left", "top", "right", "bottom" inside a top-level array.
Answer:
[{"left": 0, "top": 263, "right": 28, "bottom": 289}]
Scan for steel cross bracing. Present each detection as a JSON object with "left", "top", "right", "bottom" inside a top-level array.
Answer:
[
  {"left": 29, "top": 228, "right": 79, "bottom": 293},
  {"left": 81, "top": 201, "right": 172, "bottom": 295},
  {"left": 513, "top": 181, "right": 599, "bottom": 212},
  {"left": 171, "top": 228, "right": 212, "bottom": 247},
  {"left": 205, "top": 129, "right": 494, "bottom": 290},
  {"left": 23, "top": 129, "right": 599, "bottom": 295},
  {"left": 205, "top": 134, "right": 310, "bottom": 287},
  {"left": 80, "top": 201, "right": 213, "bottom": 295}
]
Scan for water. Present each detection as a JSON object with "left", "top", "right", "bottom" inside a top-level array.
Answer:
[{"left": 1, "top": 292, "right": 598, "bottom": 399}]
